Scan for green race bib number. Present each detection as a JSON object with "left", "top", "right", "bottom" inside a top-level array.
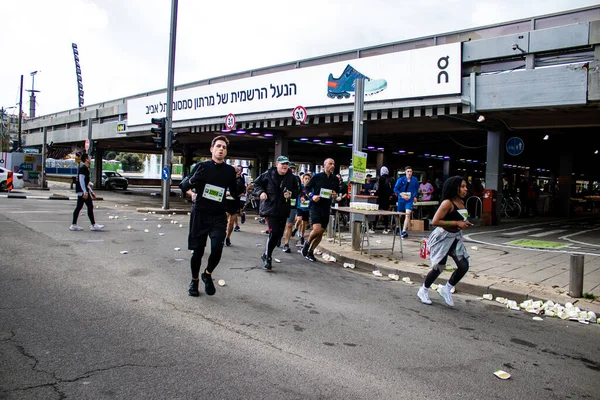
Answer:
[
  {"left": 401, "top": 192, "right": 411, "bottom": 198},
  {"left": 320, "top": 188, "right": 332, "bottom": 199},
  {"left": 290, "top": 199, "right": 297, "bottom": 206},
  {"left": 458, "top": 209, "right": 469, "bottom": 221},
  {"left": 301, "top": 200, "right": 310, "bottom": 208},
  {"left": 203, "top": 184, "right": 225, "bottom": 202}
]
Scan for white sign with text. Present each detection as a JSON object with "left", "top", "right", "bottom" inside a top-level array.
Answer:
[{"left": 127, "top": 43, "right": 461, "bottom": 126}]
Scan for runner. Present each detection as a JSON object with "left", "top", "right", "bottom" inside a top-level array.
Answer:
[
  {"left": 302, "top": 158, "right": 339, "bottom": 262},
  {"left": 282, "top": 162, "right": 301, "bottom": 253},
  {"left": 417, "top": 176, "right": 472, "bottom": 306},
  {"left": 184, "top": 135, "right": 238, "bottom": 296}
]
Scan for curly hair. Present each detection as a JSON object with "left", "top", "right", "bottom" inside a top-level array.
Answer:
[{"left": 441, "top": 176, "right": 466, "bottom": 200}]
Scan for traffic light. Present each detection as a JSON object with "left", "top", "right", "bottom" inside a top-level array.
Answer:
[
  {"left": 169, "top": 131, "right": 179, "bottom": 147},
  {"left": 151, "top": 117, "right": 165, "bottom": 148}
]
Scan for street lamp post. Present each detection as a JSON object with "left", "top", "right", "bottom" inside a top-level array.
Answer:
[{"left": 26, "top": 71, "right": 40, "bottom": 118}]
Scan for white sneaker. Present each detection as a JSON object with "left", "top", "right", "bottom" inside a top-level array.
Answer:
[
  {"left": 382, "top": 229, "right": 389, "bottom": 234},
  {"left": 439, "top": 284, "right": 455, "bottom": 306},
  {"left": 91, "top": 224, "right": 104, "bottom": 231},
  {"left": 69, "top": 225, "right": 83, "bottom": 231},
  {"left": 368, "top": 229, "right": 375, "bottom": 234},
  {"left": 417, "top": 286, "right": 432, "bottom": 305}
]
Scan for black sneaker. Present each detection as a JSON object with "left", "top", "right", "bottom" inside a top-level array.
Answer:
[
  {"left": 225, "top": 237, "right": 231, "bottom": 246},
  {"left": 282, "top": 243, "right": 291, "bottom": 253},
  {"left": 299, "top": 237, "right": 305, "bottom": 246},
  {"left": 305, "top": 251, "right": 316, "bottom": 262},
  {"left": 261, "top": 253, "right": 272, "bottom": 271},
  {"left": 201, "top": 272, "right": 216, "bottom": 296},
  {"left": 291, "top": 228, "right": 298, "bottom": 237},
  {"left": 233, "top": 225, "right": 240, "bottom": 232},
  {"left": 301, "top": 241, "right": 310, "bottom": 257},
  {"left": 188, "top": 279, "right": 200, "bottom": 297}
]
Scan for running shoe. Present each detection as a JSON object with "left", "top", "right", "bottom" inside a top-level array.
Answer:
[
  {"left": 401, "top": 231, "right": 408, "bottom": 239},
  {"left": 301, "top": 241, "right": 310, "bottom": 257},
  {"left": 69, "top": 225, "right": 83, "bottom": 231},
  {"left": 201, "top": 272, "right": 216, "bottom": 296},
  {"left": 225, "top": 237, "right": 231, "bottom": 247},
  {"left": 305, "top": 251, "right": 316, "bottom": 262},
  {"left": 417, "top": 286, "right": 432, "bottom": 305},
  {"left": 282, "top": 244, "right": 291, "bottom": 253},
  {"left": 234, "top": 225, "right": 240, "bottom": 232},
  {"left": 261, "top": 253, "right": 272, "bottom": 271},
  {"left": 188, "top": 279, "right": 200, "bottom": 297},
  {"left": 91, "top": 224, "right": 104, "bottom": 231},
  {"left": 327, "top": 64, "right": 387, "bottom": 99},
  {"left": 438, "top": 284, "right": 454, "bottom": 306}
]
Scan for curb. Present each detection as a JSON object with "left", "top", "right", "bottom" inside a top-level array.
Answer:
[
  {"left": 0, "top": 193, "right": 104, "bottom": 201},
  {"left": 316, "top": 243, "right": 600, "bottom": 314}
]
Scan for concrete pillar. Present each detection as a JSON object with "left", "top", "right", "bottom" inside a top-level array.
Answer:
[
  {"left": 93, "top": 147, "right": 104, "bottom": 187},
  {"left": 443, "top": 160, "right": 450, "bottom": 180},
  {"left": 376, "top": 152, "right": 384, "bottom": 176},
  {"left": 558, "top": 152, "right": 573, "bottom": 217},
  {"left": 485, "top": 130, "right": 504, "bottom": 222},
  {"left": 259, "top": 154, "right": 269, "bottom": 175},
  {"left": 274, "top": 134, "right": 288, "bottom": 160}
]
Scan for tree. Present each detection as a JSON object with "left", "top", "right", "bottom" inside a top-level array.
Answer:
[
  {"left": 116, "top": 153, "right": 143, "bottom": 172},
  {"left": 105, "top": 151, "right": 117, "bottom": 160}
]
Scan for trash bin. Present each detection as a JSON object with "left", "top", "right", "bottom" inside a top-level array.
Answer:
[{"left": 481, "top": 189, "right": 498, "bottom": 226}]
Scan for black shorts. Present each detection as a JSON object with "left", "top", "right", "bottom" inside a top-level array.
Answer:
[
  {"left": 226, "top": 199, "right": 241, "bottom": 215},
  {"left": 188, "top": 210, "right": 227, "bottom": 250},
  {"left": 309, "top": 207, "right": 330, "bottom": 229},
  {"left": 297, "top": 209, "right": 309, "bottom": 222}
]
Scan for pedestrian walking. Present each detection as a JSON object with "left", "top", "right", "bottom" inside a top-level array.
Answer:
[
  {"left": 282, "top": 162, "right": 301, "bottom": 253},
  {"left": 417, "top": 176, "right": 472, "bottom": 306},
  {"left": 183, "top": 135, "right": 238, "bottom": 296},
  {"left": 393, "top": 166, "right": 419, "bottom": 238},
  {"left": 225, "top": 165, "right": 247, "bottom": 246},
  {"left": 375, "top": 166, "right": 394, "bottom": 233},
  {"left": 70, "top": 153, "right": 103, "bottom": 232},
  {"left": 253, "top": 156, "right": 299, "bottom": 271},
  {"left": 302, "top": 158, "right": 339, "bottom": 262}
]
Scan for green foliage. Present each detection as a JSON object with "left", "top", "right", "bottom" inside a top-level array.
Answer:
[
  {"left": 583, "top": 292, "right": 598, "bottom": 300},
  {"left": 105, "top": 151, "right": 117, "bottom": 160},
  {"left": 116, "top": 152, "right": 143, "bottom": 172}
]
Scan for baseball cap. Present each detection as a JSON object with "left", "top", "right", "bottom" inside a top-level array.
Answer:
[
  {"left": 289, "top": 162, "right": 297, "bottom": 168},
  {"left": 276, "top": 156, "right": 290, "bottom": 164}
]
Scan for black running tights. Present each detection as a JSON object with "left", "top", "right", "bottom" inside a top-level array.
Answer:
[
  {"left": 424, "top": 240, "right": 470, "bottom": 288},
  {"left": 190, "top": 236, "right": 224, "bottom": 279},
  {"left": 72, "top": 195, "right": 95, "bottom": 225}
]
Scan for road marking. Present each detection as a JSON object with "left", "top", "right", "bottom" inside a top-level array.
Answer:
[
  {"left": 529, "top": 229, "right": 567, "bottom": 237},
  {"left": 501, "top": 228, "right": 544, "bottom": 236},
  {"left": 505, "top": 239, "right": 570, "bottom": 249}
]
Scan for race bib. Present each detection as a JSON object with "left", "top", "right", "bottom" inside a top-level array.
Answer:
[
  {"left": 290, "top": 199, "right": 297, "bottom": 206},
  {"left": 319, "top": 188, "right": 332, "bottom": 199},
  {"left": 202, "top": 184, "right": 225, "bottom": 202},
  {"left": 240, "top": 195, "right": 247, "bottom": 201},
  {"left": 458, "top": 209, "right": 469, "bottom": 221},
  {"left": 401, "top": 192, "right": 412, "bottom": 198},
  {"left": 300, "top": 199, "right": 310, "bottom": 208}
]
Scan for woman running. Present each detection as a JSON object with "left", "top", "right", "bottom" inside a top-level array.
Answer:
[{"left": 417, "top": 176, "right": 472, "bottom": 306}]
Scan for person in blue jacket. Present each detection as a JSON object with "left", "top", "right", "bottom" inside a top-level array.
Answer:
[{"left": 394, "top": 166, "right": 419, "bottom": 238}]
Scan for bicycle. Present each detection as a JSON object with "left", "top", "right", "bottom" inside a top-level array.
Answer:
[{"left": 501, "top": 196, "right": 521, "bottom": 218}]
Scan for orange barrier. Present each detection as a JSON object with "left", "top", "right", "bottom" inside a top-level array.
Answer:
[{"left": 7, "top": 171, "right": 13, "bottom": 192}]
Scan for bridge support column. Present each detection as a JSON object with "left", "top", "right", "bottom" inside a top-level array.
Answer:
[
  {"left": 443, "top": 159, "right": 450, "bottom": 181},
  {"left": 376, "top": 152, "right": 384, "bottom": 176},
  {"left": 485, "top": 130, "right": 504, "bottom": 223},
  {"left": 274, "top": 134, "right": 288, "bottom": 161},
  {"left": 93, "top": 147, "right": 104, "bottom": 188},
  {"left": 558, "top": 152, "right": 573, "bottom": 217}
]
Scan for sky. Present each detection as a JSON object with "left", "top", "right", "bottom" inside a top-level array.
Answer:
[{"left": 1, "top": 0, "right": 598, "bottom": 117}]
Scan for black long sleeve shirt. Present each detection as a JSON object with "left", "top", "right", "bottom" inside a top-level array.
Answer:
[
  {"left": 189, "top": 160, "right": 238, "bottom": 214},
  {"left": 305, "top": 172, "right": 339, "bottom": 211}
]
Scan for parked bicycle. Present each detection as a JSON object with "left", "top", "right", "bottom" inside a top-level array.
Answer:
[{"left": 501, "top": 196, "right": 521, "bottom": 218}]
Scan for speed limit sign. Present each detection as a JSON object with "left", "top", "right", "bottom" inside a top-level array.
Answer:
[
  {"left": 224, "top": 113, "right": 236, "bottom": 130},
  {"left": 292, "top": 106, "right": 307, "bottom": 124}
]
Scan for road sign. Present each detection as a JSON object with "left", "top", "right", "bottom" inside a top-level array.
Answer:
[
  {"left": 224, "top": 113, "right": 236, "bottom": 130},
  {"left": 162, "top": 167, "right": 170, "bottom": 181},
  {"left": 292, "top": 106, "right": 307, "bottom": 124},
  {"left": 116, "top": 123, "right": 126, "bottom": 133},
  {"left": 506, "top": 137, "right": 524, "bottom": 156},
  {"left": 84, "top": 139, "right": 90, "bottom": 151}
]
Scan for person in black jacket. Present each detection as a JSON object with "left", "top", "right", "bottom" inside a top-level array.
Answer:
[
  {"left": 70, "top": 153, "right": 104, "bottom": 231},
  {"left": 183, "top": 135, "right": 238, "bottom": 297},
  {"left": 302, "top": 158, "right": 339, "bottom": 262},
  {"left": 375, "top": 166, "right": 394, "bottom": 233},
  {"left": 253, "top": 156, "right": 299, "bottom": 271},
  {"left": 224, "top": 165, "right": 247, "bottom": 246}
]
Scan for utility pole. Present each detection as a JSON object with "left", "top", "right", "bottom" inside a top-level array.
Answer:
[
  {"left": 17, "top": 75, "right": 23, "bottom": 152},
  {"left": 26, "top": 71, "right": 40, "bottom": 118},
  {"left": 162, "top": 0, "right": 179, "bottom": 210}
]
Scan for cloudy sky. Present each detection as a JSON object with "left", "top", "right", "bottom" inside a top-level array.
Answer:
[{"left": 1, "top": 0, "right": 597, "bottom": 117}]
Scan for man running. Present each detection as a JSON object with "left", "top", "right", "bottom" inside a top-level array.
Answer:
[
  {"left": 282, "top": 162, "right": 301, "bottom": 253},
  {"left": 184, "top": 135, "right": 238, "bottom": 296},
  {"left": 394, "top": 165, "right": 419, "bottom": 239},
  {"left": 225, "top": 165, "right": 247, "bottom": 246},
  {"left": 302, "top": 158, "right": 339, "bottom": 262}
]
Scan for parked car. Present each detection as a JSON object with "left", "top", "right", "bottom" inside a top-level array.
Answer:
[
  {"left": 0, "top": 167, "right": 24, "bottom": 191},
  {"left": 102, "top": 171, "right": 128, "bottom": 190}
]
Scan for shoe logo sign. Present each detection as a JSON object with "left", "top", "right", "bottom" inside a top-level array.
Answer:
[{"left": 292, "top": 106, "right": 307, "bottom": 124}]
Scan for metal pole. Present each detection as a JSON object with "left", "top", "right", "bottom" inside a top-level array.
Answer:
[
  {"left": 87, "top": 118, "right": 95, "bottom": 186},
  {"left": 162, "top": 0, "right": 178, "bottom": 210},
  {"left": 350, "top": 77, "right": 364, "bottom": 237},
  {"left": 18, "top": 75, "right": 23, "bottom": 152},
  {"left": 0, "top": 107, "right": 4, "bottom": 153},
  {"left": 41, "top": 127, "right": 47, "bottom": 188},
  {"left": 569, "top": 254, "right": 584, "bottom": 298}
]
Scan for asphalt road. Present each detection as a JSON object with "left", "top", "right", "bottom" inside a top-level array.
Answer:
[{"left": 1, "top": 198, "right": 599, "bottom": 399}]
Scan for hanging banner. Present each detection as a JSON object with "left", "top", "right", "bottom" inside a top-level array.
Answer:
[
  {"left": 351, "top": 151, "right": 367, "bottom": 184},
  {"left": 127, "top": 43, "right": 461, "bottom": 126}
]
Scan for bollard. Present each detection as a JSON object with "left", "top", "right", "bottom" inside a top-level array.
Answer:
[
  {"left": 569, "top": 254, "right": 584, "bottom": 298},
  {"left": 327, "top": 215, "right": 335, "bottom": 239},
  {"left": 352, "top": 221, "right": 362, "bottom": 251}
]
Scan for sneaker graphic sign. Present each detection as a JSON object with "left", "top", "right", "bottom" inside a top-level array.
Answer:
[{"left": 327, "top": 65, "right": 387, "bottom": 99}]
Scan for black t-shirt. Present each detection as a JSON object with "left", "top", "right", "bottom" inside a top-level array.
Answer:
[
  {"left": 75, "top": 164, "right": 90, "bottom": 194},
  {"left": 190, "top": 160, "right": 238, "bottom": 214},
  {"left": 305, "top": 172, "right": 340, "bottom": 211}
]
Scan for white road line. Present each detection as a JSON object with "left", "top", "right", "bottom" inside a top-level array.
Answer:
[
  {"left": 529, "top": 229, "right": 568, "bottom": 237},
  {"left": 501, "top": 228, "right": 545, "bottom": 236}
]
